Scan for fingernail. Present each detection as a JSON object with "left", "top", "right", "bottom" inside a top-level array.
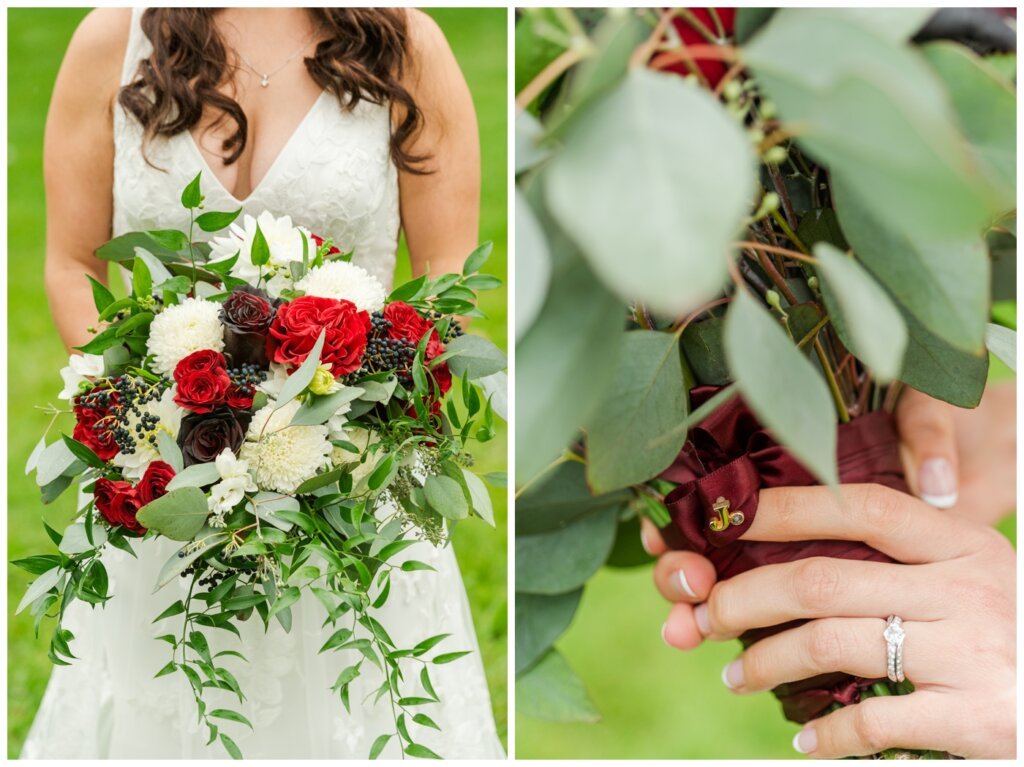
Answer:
[
  {"left": 919, "top": 458, "right": 957, "bottom": 509},
  {"left": 721, "top": 659, "right": 744, "bottom": 689},
  {"left": 674, "top": 570, "right": 697, "bottom": 599},
  {"left": 793, "top": 727, "right": 817, "bottom": 754},
  {"left": 640, "top": 527, "right": 652, "bottom": 555},
  {"left": 694, "top": 603, "right": 711, "bottom": 635},
  {"left": 661, "top": 621, "right": 670, "bottom": 646}
]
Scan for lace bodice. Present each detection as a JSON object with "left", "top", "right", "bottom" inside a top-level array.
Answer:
[{"left": 112, "top": 8, "right": 400, "bottom": 289}]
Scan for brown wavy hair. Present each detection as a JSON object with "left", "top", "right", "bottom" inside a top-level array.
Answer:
[{"left": 118, "top": 8, "right": 428, "bottom": 173}]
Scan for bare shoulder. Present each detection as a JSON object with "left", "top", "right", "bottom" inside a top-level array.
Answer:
[
  {"left": 402, "top": 9, "right": 459, "bottom": 73},
  {"left": 60, "top": 7, "right": 132, "bottom": 95}
]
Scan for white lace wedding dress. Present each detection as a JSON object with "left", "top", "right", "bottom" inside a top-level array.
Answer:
[{"left": 21, "top": 10, "right": 503, "bottom": 760}]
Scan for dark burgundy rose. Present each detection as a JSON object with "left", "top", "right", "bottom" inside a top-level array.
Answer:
[
  {"left": 136, "top": 460, "right": 176, "bottom": 505},
  {"left": 221, "top": 286, "right": 277, "bottom": 368},
  {"left": 177, "top": 407, "right": 249, "bottom": 467},
  {"left": 658, "top": 385, "right": 906, "bottom": 724},
  {"left": 94, "top": 478, "right": 146, "bottom": 534},
  {"left": 73, "top": 387, "right": 120, "bottom": 462},
  {"left": 267, "top": 295, "right": 371, "bottom": 377}
]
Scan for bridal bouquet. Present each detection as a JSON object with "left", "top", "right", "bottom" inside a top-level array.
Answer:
[
  {"left": 15, "top": 173, "right": 506, "bottom": 759},
  {"left": 515, "top": 7, "right": 1014, "bottom": 758}
]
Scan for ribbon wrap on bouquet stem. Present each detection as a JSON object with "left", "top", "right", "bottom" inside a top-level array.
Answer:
[{"left": 658, "top": 385, "right": 908, "bottom": 724}]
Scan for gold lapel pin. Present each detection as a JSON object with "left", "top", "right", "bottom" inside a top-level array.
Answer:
[{"left": 709, "top": 496, "right": 745, "bottom": 532}]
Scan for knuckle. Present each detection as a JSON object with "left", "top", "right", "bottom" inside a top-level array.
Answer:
[
  {"left": 975, "top": 527, "right": 1015, "bottom": 563},
  {"left": 950, "top": 579, "right": 1010, "bottom": 618},
  {"left": 806, "top": 620, "right": 845, "bottom": 672},
  {"left": 853, "top": 703, "right": 890, "bottom": 753},
  {"left": 793, "top": 558, "right": 843, "bottom": 612},
  {"left": 740, "top": 646, "right": 768, "bottom": 688},
  {"left": 857, "top": 484, "right": 908, "bottom": 538},
  {"left": 707, "top": 582, "right": 736, "bottom": 634}
]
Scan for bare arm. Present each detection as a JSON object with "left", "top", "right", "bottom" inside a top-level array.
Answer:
[
  {"left": 398, "top": 11, "right": 481, "bottom": 278},
  {"left": 43, "top": 8, "right": 130, "bottom": 351}
]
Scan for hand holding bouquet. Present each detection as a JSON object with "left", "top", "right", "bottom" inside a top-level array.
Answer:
[{"left": 17, "top": 173, "right": 507, "bottom": 759}]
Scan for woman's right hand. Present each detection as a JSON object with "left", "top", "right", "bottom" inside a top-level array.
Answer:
[{"left": 641, "top": 382, "right": 1017, "bottom": 606}]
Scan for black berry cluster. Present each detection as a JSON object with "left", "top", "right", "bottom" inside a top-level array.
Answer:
[
  {"left": 100, "top": 376, "right": 167, "bottom": 456},
  {"left": 227, "top": 363, "right": 267, "bottom": 398},
  {"left": 359, "top": 311, "right": 417, "bottom": 382},
  {"left": 428, "top": 311, "right": 464, "bottom": 343}
]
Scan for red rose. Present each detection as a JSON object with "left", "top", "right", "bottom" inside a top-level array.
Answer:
[
  {"left": 136, "top": 460, "right": 176, "bottom": 506},
  {"left": 94, "top": 478, "right": 146, "bottom": 534},
  {"left": 73, "top": 387, "right": 120, "bottom": 462},
  {"left": 174, "top": 349, "right": 225, "bottom": 375},
  {"left": 425, "top": 334, "right": 452, "bottom": 397},
  {"left": 662, "top": 9, "right": 737, "bottom": 88},
  {"left": 267, "top": 295, "right": 371, "bottom": 377},
  {"left": 226, "top": 383, "right": 254, "bottom": 411},
  {"left": 384, "top": 302, "right": 432, "bottom": 345},
  {"left": 174, "top": 350, "right": 231, "bottom": 413}
]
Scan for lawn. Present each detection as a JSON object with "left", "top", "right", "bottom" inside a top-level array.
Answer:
[{"left": 6, "top": 7, "right": 508, "bottom": 756}]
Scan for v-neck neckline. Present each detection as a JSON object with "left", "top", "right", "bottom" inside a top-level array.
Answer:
[{"left": 184, "top": 90, "right": 328, "bottom": 205}]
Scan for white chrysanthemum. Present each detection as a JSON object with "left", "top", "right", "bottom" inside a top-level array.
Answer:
[
  {"left": 208, "top": 211, "right": 309, "bottom": 297},
  {"left": 239, "top": 399, "right": 331, "bottom": 494},
  {"left": 258, "top": 363, "right": 290, "bottom": 398},
  {"left": 147, "top": 298, "right": 224, "bottom": 374},
  {"left": 295, "top": 260, "right": 386, "bottom": 312},
  {"left": 58, "top": 353, "right": 105, "bottom": 400},
  {"left": 112, "top": 388, "right": 184, "bottom": 480}
]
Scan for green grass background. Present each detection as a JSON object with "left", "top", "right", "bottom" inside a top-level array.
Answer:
[{"left": 6, "top": 7, "right": 507, "bottom": 756}]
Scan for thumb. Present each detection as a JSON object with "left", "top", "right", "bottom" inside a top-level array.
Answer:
[{"left": 896, "top": 387, "right": 959, "bottom": 509}]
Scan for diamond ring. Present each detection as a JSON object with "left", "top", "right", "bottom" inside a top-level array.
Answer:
[{"left": 883, "top": 615, "right": 906, "bottom": 683}]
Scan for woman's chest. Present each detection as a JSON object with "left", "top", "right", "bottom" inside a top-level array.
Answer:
[{"left": 112, "top": 96, "right": 398, "bottom": 249}]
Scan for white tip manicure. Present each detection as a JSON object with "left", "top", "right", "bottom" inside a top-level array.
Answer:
[
  {"left": 675, "top": 570, "right": 697, "bottom": 599},
  {"left": 792, "top": 732, "right": 808, "bottom": 754},
  {"left": 920, "top": 492, "right": 958, "bottom": 510}
]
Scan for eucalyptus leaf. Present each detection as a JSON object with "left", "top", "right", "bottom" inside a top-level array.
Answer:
[
  {"left": 516, "top": 589, "right": 582, "bottom": 674},
  {"left": 516, "top": 188, "right": 551, "bottom": 339},
  {"left": 35, "top": 438, "right": 79, "bottom": 487},
  {"left": 516, "top": 460, "right": 630, "bottom": 536},
  {"left": 136, "top": 487, "right": 210, "bottom": 541},
  {"left": 725, "top": 290, "right": 838, "bottom": 485},
  {"left": 166, "top": 461, "right": 220, "bottom": 491},
  {"left": 832, "top": 176, "right": 988, "bottom": 354},
  {"left": 423, "top": 475, "right": 469, "bottom": 521},
  {"left": 516, "top": 228, "right": 625, "bottom": 485},
  {"left": 461, "top": 468, "right": 494, "bottom": 526},
  {"left": 444, "top": 335, "right": 507, "bottom": 380},
  {"left": 516, "top": 506, "right": 618, "bottom": 595},
  {"left": 899, "top": 310, "right": 989, "bottom": 407},
  {"left": 16, "top": 567, "right": 63, "bottom": 615},
  {"left": 813, "top": 243, "right": 907, "bottom": 381},
  {"left": 546, "top": 69, "right": 754, "bottom": 316},
  {"left": 984, "top": 323, "right": 1016, "bottom": 372},
  {"left": 276, "top": 330, "right": 326, "bottom": 406},
  {"left": 516, "top": 648, "right": 599, "bottom": 723},
  {"left": 745, "top": 8, "right": 1002, "bottom": 242},
  {"left": 680, "top": 316, "right": 730, "bottom": 386},
  {"left": 156, "top": 430, "right": 184, "bottom": 472},
  {"left": 586, "top": 331, "right": 688, "bottom": 493},
  {"left": 291, "top": 387, "right": 364, "bottom": 426},
  {"left": 58, "top": 522, "right": 107, "bottom": 556}
]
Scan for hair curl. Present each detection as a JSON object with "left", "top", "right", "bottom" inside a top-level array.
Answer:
[{"left": 118, "top": 8, "right": 428, "bottom": 173}]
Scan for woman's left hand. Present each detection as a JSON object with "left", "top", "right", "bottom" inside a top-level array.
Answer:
[{"left": 660, "top": 483, "right": 1016, "bottom": 759}]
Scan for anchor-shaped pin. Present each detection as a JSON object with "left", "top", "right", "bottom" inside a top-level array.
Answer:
[{"left": 709, "top": 496, "right": 745, "bottom": 532}]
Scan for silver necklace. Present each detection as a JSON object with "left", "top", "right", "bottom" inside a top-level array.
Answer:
[{"left": 230, "top": 31, "right": 319, "bottom": 88}]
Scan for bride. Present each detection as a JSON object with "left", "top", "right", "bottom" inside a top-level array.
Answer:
[{"left": 26, "top": 7, "right": 503, "bottom": 759}]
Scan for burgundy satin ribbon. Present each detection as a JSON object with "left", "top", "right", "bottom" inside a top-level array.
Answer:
[{"left": 659, "top": 386, "right": 909, "bottom": 723}]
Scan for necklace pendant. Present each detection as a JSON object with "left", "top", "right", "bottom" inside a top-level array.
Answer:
[{"left": 260, "top": 75, "right": 269, "bottom": 88}]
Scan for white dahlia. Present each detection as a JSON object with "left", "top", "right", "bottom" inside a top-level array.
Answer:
[
  {"left": 208, "top": 211, "right": 309, "bottom": 298},
  {"left": 295, "top": 260, "right": 386, "bottom": 312},
  {"left": 111, "top": 388, "right": 184, "bottom": 480},
  {"left": 239, "top": 399, "right": 331, "bottom": 494},
  {"left": 147, "top": 298, "right": 224, "bottom": 374}
]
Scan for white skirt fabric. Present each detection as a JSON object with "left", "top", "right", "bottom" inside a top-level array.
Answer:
[{"left": 21, "top": 533, "right": 504, "bottom": 759}]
